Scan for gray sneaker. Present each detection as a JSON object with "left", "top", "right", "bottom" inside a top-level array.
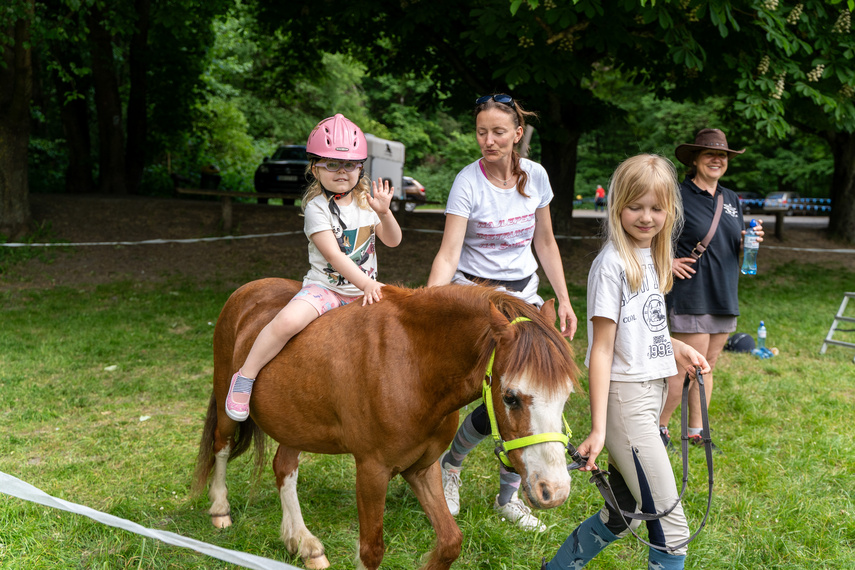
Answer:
[
  {"left": 493, "top": 491, "right": 546, "bottom": 532},
  {"left": 441, "top": 462, "right": 461, "bottom": 516}
]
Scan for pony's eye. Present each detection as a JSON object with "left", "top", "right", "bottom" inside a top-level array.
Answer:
[{"left": 502, "top": 391, "right": 520, "bottom": 408}]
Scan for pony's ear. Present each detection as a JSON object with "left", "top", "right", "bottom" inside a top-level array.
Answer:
[
  {"left": 540, "top": 298, "right": 556, "bottom": 326},
  {"left": 488, "top": 302, "right": 515, "bottom": 341}
]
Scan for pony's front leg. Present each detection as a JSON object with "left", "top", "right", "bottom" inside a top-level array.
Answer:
[
  {"left": 401, "top": 461, "right": 462, "bottom": 570},
  {"left": 208, "top": 443, "right": 233, "bottom": 528},
  {"left": 273, "top": 445, "right": 329, "bottom": 569},
  {"left": 354, "top": 460, "right": 392, "bottom": 570}
]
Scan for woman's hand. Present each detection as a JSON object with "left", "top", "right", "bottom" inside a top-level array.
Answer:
[
  {"left": 742, "top": 220, "right": 765, "bottom": 244},
  {"left": 672, "top": 257, "right": 697, "bottom": 280},
  {"left": 361, "top": 279, "right": 385, "bottom": 306},
  {"left": 557, "top": 303, "right": 578, "bottom": 340},
  {"left": 367, "top": 178, "right": 395, "bottom": 215}
]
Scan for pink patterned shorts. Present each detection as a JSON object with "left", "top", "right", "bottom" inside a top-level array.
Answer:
[{"left": 293, "top": 283, "right": 360, "bottom": 315}]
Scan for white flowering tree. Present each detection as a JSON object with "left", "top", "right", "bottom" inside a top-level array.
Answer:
[
  {"left": 511, "top": 0, "right": 855, "bottom": 240},
  {"left": 260, "top": 0, "right": 854, "bottom": 237},
  {"left": 714, "top": 0, "right": 855, "bottom": 241}
]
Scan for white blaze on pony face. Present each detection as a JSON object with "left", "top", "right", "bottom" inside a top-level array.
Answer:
[{"left": 501, "top": 371, "right": 573, "bottom": 510}]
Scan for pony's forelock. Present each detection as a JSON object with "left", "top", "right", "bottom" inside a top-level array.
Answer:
[{"left": 481, "top": 290, "right": 579, "bottom": 397}]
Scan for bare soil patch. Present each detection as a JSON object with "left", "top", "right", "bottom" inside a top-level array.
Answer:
[{"left": 2, "top": 193, "right": 851, "bottom": 293}]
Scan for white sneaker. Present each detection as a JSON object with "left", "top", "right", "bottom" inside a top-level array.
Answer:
[
  {"left": 441, "top": 462, "right": 461, "bottom": 516},
  {"left": 493, "top": 492, "right": 546, "bottom": 532}
]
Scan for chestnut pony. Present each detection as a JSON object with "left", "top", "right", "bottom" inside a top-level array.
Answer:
[{"left": 193, "top": 278, "right": 579, "bottom": 570}]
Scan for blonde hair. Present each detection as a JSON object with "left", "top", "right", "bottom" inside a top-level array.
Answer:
[
  {"left": 301, "top": 161, "right": 372, "bottom": 213},
  {"left": 605, "top": 154, "right": 683, "bottom": 294}
]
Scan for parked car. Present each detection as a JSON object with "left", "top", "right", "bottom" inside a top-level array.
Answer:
[
  {"left": 736, "top": 191, "right": 765, "bottom": 215},
  {"left": 764, "top": 191, "right": 801, "bottom": 215},
  {"left": 396, "top": 176, "right": 426, "bottom": 212},
  {"left": 253, "top": 145, "right": 310, "bottom": 199}
]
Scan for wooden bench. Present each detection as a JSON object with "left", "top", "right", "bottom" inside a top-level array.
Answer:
[{"left": 173, "top": 186, "right": 303, "bottom": 233}]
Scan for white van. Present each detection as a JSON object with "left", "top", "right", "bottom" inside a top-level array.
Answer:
[{"left": 364, "top": 134, "right": 406, "bottom": 204}]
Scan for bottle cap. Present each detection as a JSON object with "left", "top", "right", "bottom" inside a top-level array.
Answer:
[{"left": 749, "top": 219, "right": 758, "bottom": 228}]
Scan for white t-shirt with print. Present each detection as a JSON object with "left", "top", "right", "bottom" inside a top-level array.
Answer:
[
  {"left": 302, "top": 194, "right": 381, "bottom": 297},
  {"left": 445, "top": 158, "right": 552, "bottom": 281},
  {"left": 585, "top": 243, "right": 678, "bottom": 382}
]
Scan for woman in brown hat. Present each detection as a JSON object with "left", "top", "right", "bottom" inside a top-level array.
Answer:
[{"left": 658, "top": 129, "right": 763, "bottom": 452}]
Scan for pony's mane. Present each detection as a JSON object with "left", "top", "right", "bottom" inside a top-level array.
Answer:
[
  {"left": 383, "top": 285, "right": 579, "bottom": 395},
  {"left": 483, "top": 289, "right": 580, "bottom": 396}
]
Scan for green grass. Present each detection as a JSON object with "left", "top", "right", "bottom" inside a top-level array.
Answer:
[{"left": 1, "top": 264, "right": 854, "bottom": 569}]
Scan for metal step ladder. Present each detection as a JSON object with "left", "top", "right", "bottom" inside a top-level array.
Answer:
[{"left": 821, "top": 292, "right": 855, "bottom": 362}]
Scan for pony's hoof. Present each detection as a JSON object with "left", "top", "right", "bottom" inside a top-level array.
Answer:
[
  {"left": 210, "top": 513, "right": 232, "bottom": 528},
  {"left": 303, "top": 554, "right": 330, "bottom": 569}
]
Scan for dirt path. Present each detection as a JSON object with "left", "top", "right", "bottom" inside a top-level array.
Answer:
[{"left": 2, "top": 194, "right": 851, "bottom": 293}]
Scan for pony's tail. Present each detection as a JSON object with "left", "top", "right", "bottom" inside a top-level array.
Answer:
[
  {"left": 191, "top": 394, "right": 219, "bottom": 497},
  {"left": 190, "top": 393, "right": 267, "bottom": 497}
]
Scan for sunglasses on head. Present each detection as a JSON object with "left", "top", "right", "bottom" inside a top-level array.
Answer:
[
  {"left": 315, "top": 160, "right": 364, "bottom": 172},
  {"left": 475, "top": 93, "right": 515, "bottom": 108}
]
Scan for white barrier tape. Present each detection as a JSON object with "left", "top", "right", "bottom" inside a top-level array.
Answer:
[
  {"left": 764, "top": 245, "right": 855, "bottom": 254},
  {"left": 3, "top": 229, "right": 851, "bottom": 252},
  {"left": 406, "top": 227, "right": 599, "bottom": 240},
  {"left": 0, "top": 471, "right": 299, "bottom": 570},
  {"left": 0, "top": 231, "right": 303, "bottom": 247}
]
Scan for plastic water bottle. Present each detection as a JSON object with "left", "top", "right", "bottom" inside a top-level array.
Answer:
[
  {"left": 741, "top": 219, "right": 760, "bottom": 275},
  {"left": 757, "top": 321, "right": 767, "bottom": 350}
]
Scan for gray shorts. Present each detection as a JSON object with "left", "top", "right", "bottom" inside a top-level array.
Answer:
[{"left": 669, "top": 309, "right": 737, "bottom": 335}]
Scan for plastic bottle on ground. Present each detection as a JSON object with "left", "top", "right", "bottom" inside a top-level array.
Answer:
[{"left": 752, "top": 321, "right": 773, "bottom": 358}]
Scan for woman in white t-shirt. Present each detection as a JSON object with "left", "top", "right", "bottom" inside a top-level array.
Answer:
[
  {"left": 428, "top": 93, "right": 577, "bottom": 531},
  {"left": 224, "top": 114, "right": 401, "bottom": 423}
]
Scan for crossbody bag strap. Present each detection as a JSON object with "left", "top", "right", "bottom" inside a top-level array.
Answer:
[{"left": 690, "top": 192, "right": 724, "bottom": 260}]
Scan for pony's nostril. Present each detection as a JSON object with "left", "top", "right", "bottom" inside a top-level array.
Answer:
[{"left": 540, "top": 484, "right": 552, "bottom": 503}]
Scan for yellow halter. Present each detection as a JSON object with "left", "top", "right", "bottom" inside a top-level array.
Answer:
[{"left": 481, "top": 317, "right": 572, "bottom": 473}]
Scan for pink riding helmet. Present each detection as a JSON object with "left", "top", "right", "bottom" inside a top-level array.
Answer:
[{"left": 306, "top": 114, "right": 367, "bottom": 161}]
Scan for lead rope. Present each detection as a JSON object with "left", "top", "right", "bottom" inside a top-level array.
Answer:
[{"left": 566, "top": 367, "right": 714, "bottom": 552}]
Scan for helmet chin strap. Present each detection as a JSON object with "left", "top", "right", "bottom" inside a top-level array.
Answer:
[{"left": 317, "top": 162, "right": 365, "bottom": 234}]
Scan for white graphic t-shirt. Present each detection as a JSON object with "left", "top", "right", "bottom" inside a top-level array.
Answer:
[
  {"left": 445, "top": 158, "right": 552, "bottom": 281},
  {"left": 585, "top": 243, "right": 678, "bottom": 382},
  {"left": 302, "top": 194, "right": 381, "bottom": 297}
]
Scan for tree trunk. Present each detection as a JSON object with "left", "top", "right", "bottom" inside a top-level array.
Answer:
[
  {"left": 826, "top": 130, "right": 855, "bottom": 243},
  {"left": 537, "top": 95, "right": 581, "bottom": 235},
  {"left": 0, "top": 1, "right": 33, "bottom": 239},
  {"left": 58, "top": 86, "right": 96, "bottom": 194},
  {"left": 55, "top": 46, "right": 95, "bottom": 194},
  {"left": 89, "top": 9, "right": 127, "bottom": 195},
  {"left": 125, "top": 0, "right": 151, "bottom": 195}
]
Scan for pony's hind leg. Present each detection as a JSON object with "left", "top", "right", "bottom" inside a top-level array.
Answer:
[
  {"left": 274, "top": 445, "right": 329, "bottom": 569},
  {"left": 209, "top": 443, "right": 232, "bottom": 528}
]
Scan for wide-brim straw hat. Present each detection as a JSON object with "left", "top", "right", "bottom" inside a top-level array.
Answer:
[{"left": 675, "top": 128, "right": 746, "bottom": 166}]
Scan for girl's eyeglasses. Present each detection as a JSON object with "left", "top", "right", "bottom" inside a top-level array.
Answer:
[
  {"left": 315, "top": 160, "right": 364, "bottom": 172},
  {"left": 475, "top": 93, "right": 515, "bottom": 108}
]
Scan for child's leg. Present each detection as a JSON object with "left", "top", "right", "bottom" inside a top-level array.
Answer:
[
  {"left": 544, "top": 510, "right": 619, "bottom": 569},
  {"left": 605, "top": 380, "right": 690, "bottom": 554},
  {"left": 649, "top": 547, "right": 686, "bottom": 570},
  {"left": 225, "top": 298, "right": 320, "bottom": 422},
  {"left": 241, "top": 299, "right": 320, "bottom": 379}
]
